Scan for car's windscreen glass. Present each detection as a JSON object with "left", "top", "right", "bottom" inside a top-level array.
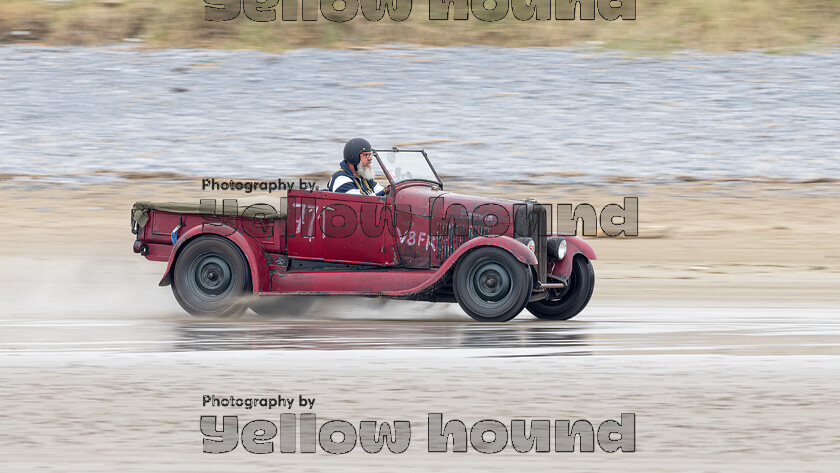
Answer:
[{"left": 375, "top": 150, "right": 441, "bottom": 185}]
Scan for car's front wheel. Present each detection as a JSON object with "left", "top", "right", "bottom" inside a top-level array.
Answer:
[
  {"left": 453, "top": 247, "right": 533, "bottom": 322},
  {"left": 172, "top": 236, "right": 250, "bottom": 317},
  {"left": 526, "top": 256, "right": 594, "bottom": 321}
]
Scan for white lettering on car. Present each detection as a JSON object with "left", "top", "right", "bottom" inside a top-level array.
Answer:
[
  {"left": 396, "top": 228, "right": 435, "bottom": 250},
  {"left": 291, "top": 202, "right": 318, "bottom": 237}
]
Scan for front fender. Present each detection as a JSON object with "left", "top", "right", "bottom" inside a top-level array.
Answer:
[
  {"left": 550, "top": 235, "right": 597, "bottom": 280},
  {"left": 384, "top": 235, "right": 537, "bottom": 297},
  {"left": 565, "top": 235, "right": 597, "bottom": 261},
  {"left": 442, "top": 235, "right": 538, "bottom": 267},
  {"left": 158, "top": 224, "right": 269, "bottom": 294}
]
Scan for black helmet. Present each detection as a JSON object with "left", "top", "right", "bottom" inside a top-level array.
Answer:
[{"left": 343, "top": 138, "right": 372, "bottom": 166}]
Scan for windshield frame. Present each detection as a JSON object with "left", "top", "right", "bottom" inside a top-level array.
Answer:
[{"left": 372, "top": 148, "right": 444, "bottom": 189}]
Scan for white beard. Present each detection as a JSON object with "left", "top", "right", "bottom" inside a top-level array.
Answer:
[{"left": 358, "top": 162, "right": 375, "bottom": 181}]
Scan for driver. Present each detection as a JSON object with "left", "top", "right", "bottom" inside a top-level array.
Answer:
[{"left": 328, "top": 138, "right": 389, "bottom": 196}]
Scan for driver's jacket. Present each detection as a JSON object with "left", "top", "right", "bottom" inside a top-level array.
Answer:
[{"left": 327, "top": 161, "right": 386, "bottom": 196}]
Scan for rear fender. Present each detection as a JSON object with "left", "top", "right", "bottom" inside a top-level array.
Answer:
[
  {"left": 550, "top": 235, "right": 597, "bottom": 280},
  {"left": 158, "top": 224, "right": 269, "bottom": 293}
]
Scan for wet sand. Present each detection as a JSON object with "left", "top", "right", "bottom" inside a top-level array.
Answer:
[
  {"left": 2, "top": 326, "right": 839, "bottom": 472},
  {"left": 0, "top": 181, "right": 839, "bottom": 471}
]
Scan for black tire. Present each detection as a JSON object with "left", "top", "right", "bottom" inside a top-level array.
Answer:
[
  {"left": 171, "top": 236, "right": 250, "bottom": 317},
  {"left": 526, "top": 256, "right": 594, "bottom": 321},
  {"left": 249, "top": 295, "right": 315, "bottom": 317},
  {"left": 453, "top": 247, "right": 533, "bottom": 322}
]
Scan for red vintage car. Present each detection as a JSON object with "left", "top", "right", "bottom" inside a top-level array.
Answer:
[{"left": 131, "top": 149, "right": 596, "bottom": 322}]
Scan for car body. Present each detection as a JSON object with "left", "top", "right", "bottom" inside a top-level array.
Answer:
[{"left": 131, "top": 149, "right": 596, "bottom": 322}]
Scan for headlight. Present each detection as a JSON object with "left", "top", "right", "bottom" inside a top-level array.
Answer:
[
  {"left": 547, "top": 237, "right": 567, "bottom": 260},
  {"left": 516, "top": 237, "right": 536, "bottom": 254}
]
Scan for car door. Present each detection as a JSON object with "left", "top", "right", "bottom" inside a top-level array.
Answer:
[
  {"left": 319, "top": 191, "right": 399, "bottom": 266},
  {"left": 285, "top": 190, "right": 323, "bottom": 260}
]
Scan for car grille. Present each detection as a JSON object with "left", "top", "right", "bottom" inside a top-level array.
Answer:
[{"left": 514, "top": 202, "right": 547, "bottom": 284}]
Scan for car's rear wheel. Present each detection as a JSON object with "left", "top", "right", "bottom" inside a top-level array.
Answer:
[
  {"left": 526, "top": 256, "right": 594, "bottom": 321},
  {"left": 249, "top": 295, "right": 315, "bottom": 317},
  {"left": 172, "top": 236, "right": 250, "bottom": 317},
  {"left": 453, "top": 247, "right": 533, "bottom": 322}
]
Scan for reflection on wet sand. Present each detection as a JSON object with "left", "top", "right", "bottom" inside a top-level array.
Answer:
[
  {"left": 174, "top": 321, "right": 590, "bottom": 354},
  {"left": 3, "top": 306, "right": 840, "bottom": 356}
]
